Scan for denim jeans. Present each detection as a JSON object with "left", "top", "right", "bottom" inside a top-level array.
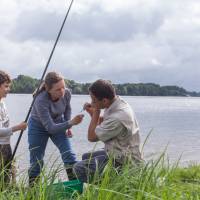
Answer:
[
  {"left": 73, "top": 150, "right": 109, "bottom": 183},
  {"left": 28, "top": 117, "right": 76, "bottom": 178}
]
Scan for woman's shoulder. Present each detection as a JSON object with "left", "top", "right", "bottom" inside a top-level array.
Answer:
[
  {"left": 35, "top": 90, "right": 50, "bottom": 103},
  {"left": 63, "top": 88, "right": 71, "bottom": 102}
]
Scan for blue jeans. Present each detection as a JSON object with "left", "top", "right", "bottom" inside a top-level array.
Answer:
[
  {"left": 73, "top": 150, "right": 109, "bottom": 183},
  {"left": 28, "top": 117, "right": 76, "bottom": 178}
]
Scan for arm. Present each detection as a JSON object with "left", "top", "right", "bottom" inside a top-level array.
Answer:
[
  {"left": 35, "top": 98, "right": 73, "bottom": 134},
  {"left": 88, "top": 109, "right": 100, "bottom": 142},
  {"left": 64, "top": 90, "right": 71, "bottom": 121},
  {"left": 95, "top": 119, "right": 125, "bottom": 142},
  {"left": 0, "top": 127, "right": 12, "bottom": 137},
  {"left": 0, "top": 122, "right": 27, "bottom": 137},
  {"left": 35, "top": 97, "right": 83, "bottom": 134}
]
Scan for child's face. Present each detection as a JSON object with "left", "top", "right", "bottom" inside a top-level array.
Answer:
[{"left": 0, "top": 82, "right": 11, "bottom": 99}]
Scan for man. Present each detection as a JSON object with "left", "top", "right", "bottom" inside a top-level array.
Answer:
[{"left": 73, "top": 79, "right": 142, "bottom": 182}]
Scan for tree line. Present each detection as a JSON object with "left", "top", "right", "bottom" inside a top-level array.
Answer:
[{"left": 10, "top": 75, "right": 200, "bottom": 97}]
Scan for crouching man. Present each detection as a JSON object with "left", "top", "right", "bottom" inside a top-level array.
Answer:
[{"left": 73, "top": 79, "right": 142, "bottom": 182}]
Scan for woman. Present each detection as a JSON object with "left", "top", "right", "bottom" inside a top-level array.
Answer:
[
  {"left": 28, "top": 71, "right": 83, "bottom": 185},
  {"left": 0, "top": 70, "right": 27, "bottom": 184}
]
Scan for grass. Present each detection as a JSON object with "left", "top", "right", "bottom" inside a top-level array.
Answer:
[
  {"left": 0, "top": 153, "right": 200, "bottom": 199},
  {"left": 78, "top": 155, "right": 200, "bottom": 200}
]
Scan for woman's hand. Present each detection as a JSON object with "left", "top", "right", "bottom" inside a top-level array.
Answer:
[
  {"left": 65, "top": 129, "right": 73, "bottom": 138},
  {"left": 71, "top": 114, "right": 84, "bottom": 126}
]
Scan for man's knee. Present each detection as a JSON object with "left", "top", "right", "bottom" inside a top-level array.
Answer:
[
  {"left": 73, "top": 161, "right": 88, "bottom": 182},
  {"left": 73, "top": 161, "right": 85, "bottom": 174},
  {"left": 82, "top": 152, "right": 91, "bottom": 160}
]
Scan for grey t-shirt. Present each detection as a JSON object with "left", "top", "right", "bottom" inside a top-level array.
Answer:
[
  {"left": 30, "top": 89, "right": 72, "bottom": 134},
  {"left": 95, "top": 97, "right": 142, "bottom": 163},
  {"left": 0, "top": 100, "right": 13, "bottom": 144}
]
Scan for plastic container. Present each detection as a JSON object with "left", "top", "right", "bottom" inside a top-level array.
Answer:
[{"left": 49, "top": 179, "right": 83, "bottom": 198}]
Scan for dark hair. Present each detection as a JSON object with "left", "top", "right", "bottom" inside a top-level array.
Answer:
[
  {"left": 33, "top": 71, "right": 63, "bottom": 97},
  {"left": 0, "top": 70, "right": 11, "bottom": 86},
  {"left": 89, "top": 79, "right": 115, "bottom": 100}
]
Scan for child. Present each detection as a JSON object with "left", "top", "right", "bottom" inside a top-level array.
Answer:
[{"left": 0, "top": 70, "right": 27, "bottom": 184}]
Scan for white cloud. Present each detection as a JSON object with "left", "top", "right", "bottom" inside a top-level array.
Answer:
[{"left": 0, "top": 0, "right": 200, "bottom": 91}]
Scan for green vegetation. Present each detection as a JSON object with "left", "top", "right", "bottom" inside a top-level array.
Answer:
[
  {"left": 0, "top": 155, "right": 200, "bottom": 199},
  {"left": 79, "top": 159, "right": 200, "bottom": 200},
  {"left": 11, "top": 75, "right": 39, "bottom": 94},
  {"left": 10, "top": 74, "right": 200, "bottom": 96}
]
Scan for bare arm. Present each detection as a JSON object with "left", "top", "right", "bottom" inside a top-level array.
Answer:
[{"left": 88, "top": 109, "right": 100, "bottom": 142}]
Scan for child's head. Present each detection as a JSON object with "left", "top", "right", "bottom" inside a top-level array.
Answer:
[
  {"left": 0, "top": 70, "right": 11, "bottom": 86},
  {"left": 0, "top": 70, "right": 11, "bottom": 99}
]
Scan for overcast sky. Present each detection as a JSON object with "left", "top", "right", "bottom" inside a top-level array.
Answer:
[{"left": 0, "top": 0, "right": 200, "bottom": 91}]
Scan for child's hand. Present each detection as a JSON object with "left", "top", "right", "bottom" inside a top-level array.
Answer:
[{"left": 12, "top": 122, "right": 27, "bottom": 133}]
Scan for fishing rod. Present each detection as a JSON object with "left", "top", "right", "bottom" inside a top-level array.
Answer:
[{"left": 11, "top": 0, "right": 74, "bottom": 160}]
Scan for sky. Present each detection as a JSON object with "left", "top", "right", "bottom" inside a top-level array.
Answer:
[{"left": 0, "top": 0, "right": 200, "bottom": 91}]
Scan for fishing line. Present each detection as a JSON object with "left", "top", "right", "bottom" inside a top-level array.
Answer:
[{"left": 11, "top": 0, "right": 75, "bottom": 160}]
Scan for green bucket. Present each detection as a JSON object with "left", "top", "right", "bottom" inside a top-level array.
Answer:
[{"left": 49, "top": 179, "right": 83, "bottom": 198}]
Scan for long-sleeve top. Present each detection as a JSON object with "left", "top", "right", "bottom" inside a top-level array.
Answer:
[
  {"left": 30, "top": 89, "right": 72, "bottom": 134},
  {"left": 0, "top": 100, "right": 12, "bottom": 144}
]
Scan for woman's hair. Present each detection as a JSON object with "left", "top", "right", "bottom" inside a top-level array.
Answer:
[
  {"left": 89, "top": 79, "right": 115, "bottom": 100},
  {"left": 0, "top": 70, "right": 11, "bottom": 86},
  {"left": 33, "top": 71, "right": 64, "bottom": 97}
]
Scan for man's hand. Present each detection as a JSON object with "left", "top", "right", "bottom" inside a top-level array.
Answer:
[
  {"left": 98, "top": 116, "right": 104, "bottom": 125},
  {"left": 83, "top": 103, "right": 94, "bottom": 117}
]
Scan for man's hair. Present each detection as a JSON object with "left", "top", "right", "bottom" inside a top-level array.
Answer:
[
  {"left": 0, "top": 70, "right": 11, "bottom": 86},
  {"left": 89, "top": 79, "right": 115, "bottom": 100}
]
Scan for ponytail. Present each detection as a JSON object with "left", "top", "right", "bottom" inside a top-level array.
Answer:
[{"left": 32, "top": 81, "right": 45, "bottom": 97}]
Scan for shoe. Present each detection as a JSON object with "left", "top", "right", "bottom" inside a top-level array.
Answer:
[
  {"left": 65, "top": 167, "right": 77, "bottom": 180},
  {"left": 29, "top": 176, "right": 39, "bottom": 187}
]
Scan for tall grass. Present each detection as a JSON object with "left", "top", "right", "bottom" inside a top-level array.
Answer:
[
  {"left": 0, "top": 142, "right": 200, "bottom": 200},
  {"left": 78, "top": 154, "right": 200, "bottom": 200},
  {"left": 0, "top": 153, "right": 199, "bottom": 199}
]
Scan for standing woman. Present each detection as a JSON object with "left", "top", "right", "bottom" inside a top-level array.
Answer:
[
  {"left": 0, "top": 70, "right": 27, "bottom": 184},
  {"left": 28, "top": 71, "right": 83, "bottom": 185}
]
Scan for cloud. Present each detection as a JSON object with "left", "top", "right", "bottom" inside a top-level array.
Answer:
[
  {"left": 0, "top": 0, "right": 200, "bottom": 91},
  {"left": 10, "top": 3, "right": 164, "bottom": 42}
]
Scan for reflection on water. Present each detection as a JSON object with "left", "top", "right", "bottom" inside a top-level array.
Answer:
[{"left": 5, "top": 94, "right": 200, "bottom": 177}]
